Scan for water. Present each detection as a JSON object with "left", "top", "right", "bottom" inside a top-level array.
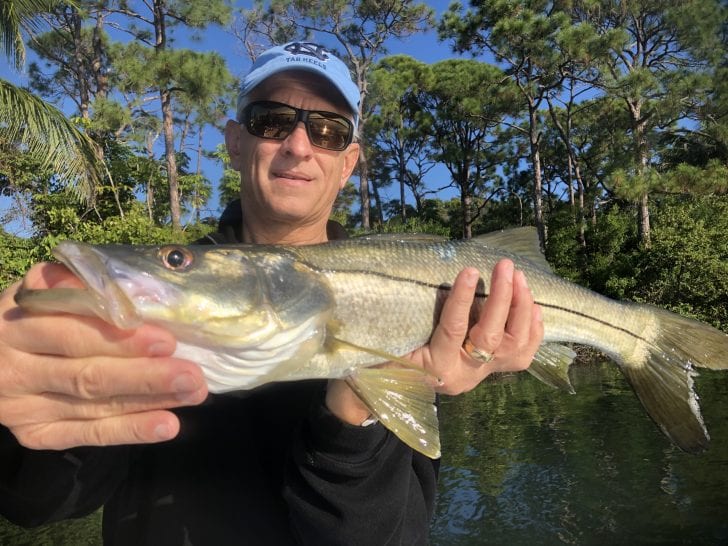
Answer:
[
  {"left": 2, "top": 362, "right": 727, "bottom": 545},
  {"left": 430, "top": 362, "right": 728, "bottom": 545}
]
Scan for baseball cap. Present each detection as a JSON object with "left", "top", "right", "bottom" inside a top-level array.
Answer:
[{"left": 237, "top": 41, "right": 361, "bottom": 127}]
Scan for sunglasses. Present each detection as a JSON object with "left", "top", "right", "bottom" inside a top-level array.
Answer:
[{"left": 240, "top": 100, "right": 355, "bottom": 151}]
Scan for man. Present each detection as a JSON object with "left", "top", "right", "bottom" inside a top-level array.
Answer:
[{"left": 0, "top": 42, "right": 542, "bottom": 544}]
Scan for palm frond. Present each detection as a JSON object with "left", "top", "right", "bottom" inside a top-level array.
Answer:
[
  {"left": 0, "top": 79, "right": 103, "bottom": 202},
  {"left": 1, "top": 1, "right": 75, "bottom": 70},
  {"left": 1, "top": 0, "right": 25, "bottom": 69}
]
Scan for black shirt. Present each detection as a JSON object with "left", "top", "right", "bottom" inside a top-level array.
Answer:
[{"left": 0, "top": 203, "right": 439, "bottom": 545}]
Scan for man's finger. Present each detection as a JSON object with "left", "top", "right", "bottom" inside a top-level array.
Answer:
[
  {"left": 468, "top": 259, "right": 515, "bottom": 352},
  {"left": 526, "top": 304, "right": 545, "bottom": 358},
  {"left": 12, "top": 410, "right": 182, "bottom": 450},
  {"left": 14, "top": 355, "right": 206, "bottom": 399},
  {"left": 503, "top": 270, "right": 535, "bottom": 342},
  {"left": 429, "top": 267, "right": 480, "bottom": 352},
  {"left": 1, "top": 311, "right": 177, "bottom": 359},
  {"left": 22, "top": 262, "right": 85, "bottom": 290},
  {"left": 1, "top": 388, "right": 208, "bottom": 426}
]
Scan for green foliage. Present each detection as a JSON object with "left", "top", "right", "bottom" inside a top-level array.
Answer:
[
  {"left": 0, "top": 230, "right": 37, "bottom": 290},
  {"left": 210, "top": 144, "right": 241, "bottom": 208},
  {"left": 1, "top": 203, "right": 215, "bottom": 289},
  {"left": 546, "top": 196, "right": 728, "bottom": 330},
  {"left": 0, "top": 80, "right": 104, "bottom": 200},
  {"left": 0, "top": 1, "right": 104, "bottom": 202},
  {"left": 633, "top": 196, "right": 728, "bottom": 329},
  {"left": 351, "top": 214, "right": 452, "bottom": 239}
]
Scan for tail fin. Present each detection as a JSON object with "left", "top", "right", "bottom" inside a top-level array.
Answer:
[{"left": 620, "top": 307, "right": 728, "bottom": 453}]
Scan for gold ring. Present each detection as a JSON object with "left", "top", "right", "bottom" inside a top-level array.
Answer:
[{"left": 463, "top": 337, "right": 495, "bottom": 363}]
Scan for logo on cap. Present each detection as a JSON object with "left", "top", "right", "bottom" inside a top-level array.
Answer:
[{"left": 284, "top": 42, "right": 330, "bottom": 61}]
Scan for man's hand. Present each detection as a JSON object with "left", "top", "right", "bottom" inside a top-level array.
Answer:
[
  {"left": 0, "top": 263, "right": 208, "bottom": 450},
  {"left": 326, "top": 259, "right": 544, "bottom": 424},
  {"left": 413, "top": 259, "right": 543, "bottom": 394}
]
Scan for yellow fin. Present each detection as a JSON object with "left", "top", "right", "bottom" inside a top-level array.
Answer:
[
  {"left": 528, "top": 343, "right": 577, "bottom": 393},
  {"left": 346, "top": 367, "right": 441, "bottom": 459},
  {"left": 472, "top": 227, "right": 551, "bottom": 271}
]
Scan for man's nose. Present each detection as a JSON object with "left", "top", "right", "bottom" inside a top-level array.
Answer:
[{"left": 281, "top": 122, "right": 314, "bottom": 156}]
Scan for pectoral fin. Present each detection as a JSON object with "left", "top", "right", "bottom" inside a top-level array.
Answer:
[
  {"left": 329, "top": 336, "right": 442, "bottom": 384},
  {"left": 346, "top": 367, "right": 441, "bottom": 459}
]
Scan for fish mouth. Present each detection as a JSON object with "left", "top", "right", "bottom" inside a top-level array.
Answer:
[{"left": 52, "top": 242, "right": 153, "bottom": 329}]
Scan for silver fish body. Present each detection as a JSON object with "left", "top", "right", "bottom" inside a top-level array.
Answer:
[{"left": 15, "top": 228, "right": 728, "bottom": 458}]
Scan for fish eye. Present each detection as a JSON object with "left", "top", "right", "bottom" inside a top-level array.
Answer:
[{"left": 159, "top": 246, "right": 193, "bottom": 271}]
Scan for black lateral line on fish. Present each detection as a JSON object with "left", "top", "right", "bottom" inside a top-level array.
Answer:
[{"left": 311, "top": 266, "right": 651, "bottom": 345}]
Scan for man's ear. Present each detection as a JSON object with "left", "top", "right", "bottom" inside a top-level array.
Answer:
[
  {"left": 224, "top": 120, "right": 243, "bottom": 171},
  {"left": 339, "top": 142, "right": 360, "bottom": 189}
]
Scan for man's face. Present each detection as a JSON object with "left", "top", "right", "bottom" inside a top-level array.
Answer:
[{"left": 225, "top": 71, "right": 360, "bottom": 237}]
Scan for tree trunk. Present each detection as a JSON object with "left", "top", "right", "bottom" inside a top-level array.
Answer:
[
  {"left": 68, "top": 10, "right": 90, "bottom": 120},
  {"left": 398, "top": 145, "right": 406, "bottom": 221},
  {"left": 195, "top": 127, "right": 204, "bottom": 223},
  {"left": 358, "top": 147, "right": 371, "bottom": 230},
  {"left": 154, "top": 0, "right": 181, "bottom": 231},
  {"left": 92, "top": 7, "right": 108, "bottom": 100},
  {"left": 631, "top": 102, "right": 651, "bottom": 248},
  {"left": 529, "top": 104, "right": 546, "bottom": 250},
  {"left": 639, "top": 192, "right": 651, "bottom": 247},
  {"left": 371, "top": 177, "right": 383, "bottom": 226},
  {"left": 574, "top": 161, "right": 586, "bottom": 249},
  {"left": 461, "top": 189, "right": 472, "bottom": 239},
  {"left": 145, "top": 133, "right": 156, "bottom": 221},
  {"left": 161, "top": 88, "right": 181, "bottom": 230}
]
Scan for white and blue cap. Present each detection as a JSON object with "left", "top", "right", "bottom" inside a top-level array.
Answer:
[{"left": 237, "top": 41, "right": 361, "bottom": 127}]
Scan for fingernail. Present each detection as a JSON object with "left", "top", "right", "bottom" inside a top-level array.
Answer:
[
  {"left": 503, "top": 260, "right": 515, "bottom": 279},
  {"left": 464, "top": 268, "right": 480, "bottom": 286},
  {"left": 154, "top": 423, "right": 174, "bottom": 440},
  {"left": 175, "top": 389, "right": 206, "bottom": 405},
  {"left": 515, "top": 269, "right": 528, "bottom": 287},
  {"left": 172, "top": 373, "right": 199, "bottom": 393},
  {"left": 148, "top": 341, "right": 174, "bottom": 357}
]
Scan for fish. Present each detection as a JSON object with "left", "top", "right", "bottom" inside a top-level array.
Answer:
[{"left": 15, "top": 227, "right": 728, "bottom": 459}]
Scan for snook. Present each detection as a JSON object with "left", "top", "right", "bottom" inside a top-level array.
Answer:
[{"left": 15, "top": 228, "right": 728, "bottom": 459}]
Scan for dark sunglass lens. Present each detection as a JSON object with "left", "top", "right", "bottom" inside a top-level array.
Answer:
[
  {"left": 247, "top": 104, "right": 296, "bottom": 139},
  {"left": 308, "top": 115, "right": 352, "bottom": 150}
]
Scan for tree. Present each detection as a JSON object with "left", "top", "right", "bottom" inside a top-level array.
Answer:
[
  {"left": 0, "top": 0, "right": 104, "bottom": 202},
  {"left": 106, "top": 0, "right": 232, "bottom": 230},
  {"left": 234, "top": 0, "right": 434, "bottom": 229},
  {"left": 367, "top": 55, "right": 438, "bottom": 220},
  {"left": 419, "top": 59, "right": 519, "bottom": 238},
  {"left": 26, "top": 2, "right": 112, "bottom": 121},
  {"left": 439, "top": 0, "right": 579, "bottom": 247},
  {"left": 571, "top": 0, "right": 726, "bottom": 247}
]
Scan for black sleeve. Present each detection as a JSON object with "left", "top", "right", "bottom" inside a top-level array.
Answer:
[
  {"left": 0, "top": 425, "right": 129, "bottom": 527},
  {"left": 283, "top": 393, "right": 439, "bottom": 546}
]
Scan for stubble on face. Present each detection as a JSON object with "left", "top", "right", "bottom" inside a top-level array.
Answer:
[{"left": 229, "top": 71, "right": 359, "bottom": 244}]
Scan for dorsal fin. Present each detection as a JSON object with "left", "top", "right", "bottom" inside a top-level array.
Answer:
[{"left": 472, "top": 227, "right": 551, "bottom": 271}]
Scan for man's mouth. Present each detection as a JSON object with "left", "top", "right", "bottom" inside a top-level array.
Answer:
[{"left": 274, "top": 170, "right": 313, "bottom": 182}]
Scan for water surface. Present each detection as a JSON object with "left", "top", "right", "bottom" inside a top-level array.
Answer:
[{"left": 430, "top": 362, "right": 728, "bottom": 545}]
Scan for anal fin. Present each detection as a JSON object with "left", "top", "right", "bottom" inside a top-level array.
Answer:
[{"left": 528, "top": 343, "right": 577, "bottom": 393}]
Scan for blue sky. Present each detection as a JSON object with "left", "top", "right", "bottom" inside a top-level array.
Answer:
[{"left": 1, "top": 0, "right": 466, "bottom": 235}]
